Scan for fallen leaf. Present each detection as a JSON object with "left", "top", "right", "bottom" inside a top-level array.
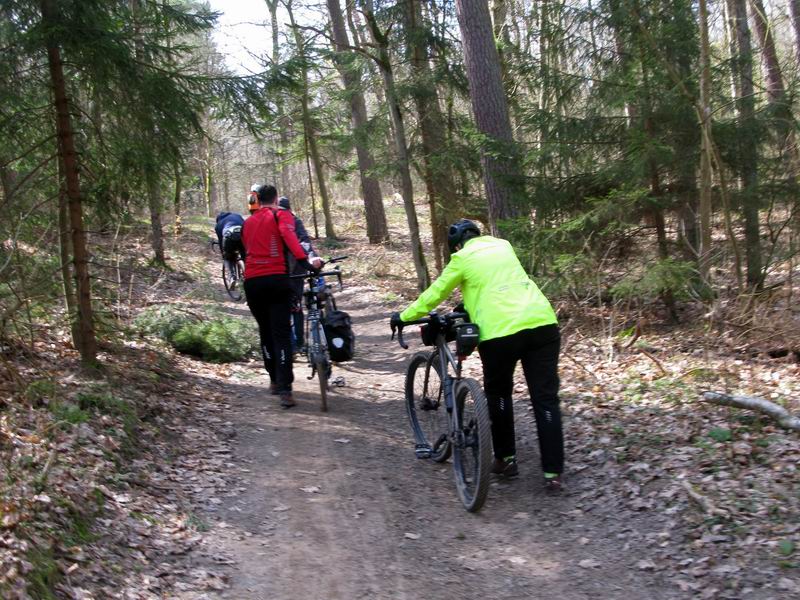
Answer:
[
  {"left": 637, "top": 560, "right": 656, "bottom": 571},
  {"left": 404, "top": 532, "right": 420, "bottom": 540},
  {"left": 579, "top": 559, "right": 601, "bottom": 569},
  {"left": 300, "top": 486, "right": 320, "bottom": 493},
  {"left": 273, "top": 505, "right": 290, "bottom": 512},
  {"left": 334, "top": 438, "right": 351, "bottom": 444}
]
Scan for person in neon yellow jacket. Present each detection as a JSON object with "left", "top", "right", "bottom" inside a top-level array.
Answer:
[{"left": 391, "top": 219, "right": 564, "bottom": 491}]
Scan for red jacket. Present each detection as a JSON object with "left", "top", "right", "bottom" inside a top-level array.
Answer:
[{"left": 242, "top": 206, "right": 308, "bottom": 279}]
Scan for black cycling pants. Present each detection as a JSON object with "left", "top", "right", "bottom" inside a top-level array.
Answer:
[
  {"left": 244, "top": 275, "right": 294, "bottom": 393},
  {"left": 478, "top": 324, "right": 563, "bottom": 474}
]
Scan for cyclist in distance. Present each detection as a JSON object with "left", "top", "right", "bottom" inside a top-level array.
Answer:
[
  {"left": 242, "top": 184, "right": 322, "bottom": 408},
  {"left": 279, "top": 196, "right": 316, "bottom": 354},
  {"left": 214, "top": 211, "right": 245, "bottom": 278},
  {"left": 390, "top": 219, "right": 564, "bottom": 492}
]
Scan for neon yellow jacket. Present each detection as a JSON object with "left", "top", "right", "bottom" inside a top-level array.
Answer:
[{"left": 400, "top": 236, "right": 557, "bottom": 342}]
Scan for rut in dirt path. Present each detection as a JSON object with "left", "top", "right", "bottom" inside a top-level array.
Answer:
[{"left": 179, "top": 274, "right": 685, "bottom": 600}]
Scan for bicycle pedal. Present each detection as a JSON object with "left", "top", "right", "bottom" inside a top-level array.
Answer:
[
  {"left": 332, "top": 376, "right": 346, "bottom": 387},
  {"left": 414, "top": 444, "right": 432, "bottom": 459}
]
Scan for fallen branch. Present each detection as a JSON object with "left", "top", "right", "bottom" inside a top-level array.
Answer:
[
  {"left": 702, "top": 392, "right": 800, "bottom": 431},
  {"left": 639, "top": 348, "right": 668, "bottom": 377},
  {"left": 563, "top": 353, "right": 600, "bottom": 380},
  {"left": 681, "top": 480, "right": 728, "bottom": 518}
]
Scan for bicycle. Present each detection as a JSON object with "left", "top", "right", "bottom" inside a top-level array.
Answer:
[
  {"left": 211, "top": 240, "right": 244, "bottom": 302},
  {"left": 391, "top": 311, "right": 492, "bottom": 512},
  {"left": 290, "top": 256, "right": 348, "bottom": 412}
]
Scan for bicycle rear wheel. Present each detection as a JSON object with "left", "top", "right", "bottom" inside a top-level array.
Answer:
[
  {"left": 452, "top": 378, "right": 492, "bottom": 512},
  {"left": 405, "top": 352, "right": 450, "bottom": 462},
  {"left": 222, "top": 261, "right": 243, "bottom": 301},
  {"left": 316, "top": 356, "right": 330, "bottom": 412}
]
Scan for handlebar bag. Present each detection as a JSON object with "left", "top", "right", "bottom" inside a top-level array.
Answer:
[
  {"left": 324, "top": 309, "right": 355, "bottom": 362},
  {"left": 455, "top": 323, "right": 480, "bottom": 357},
  {"left": 419, "top": 320, "right": 440, "bottom": 346}
]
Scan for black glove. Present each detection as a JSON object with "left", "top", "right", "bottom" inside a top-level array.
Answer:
[
  {"left": 299, "top": 258, "right": 322, "bottom": 273},
  {"left": 390, "top": 311, "right": 404, "bottom": 330}
]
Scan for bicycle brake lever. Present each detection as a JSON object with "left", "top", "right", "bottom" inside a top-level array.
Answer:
[{"left": 397, "top": 328, "right": 409, "bottom": 350}]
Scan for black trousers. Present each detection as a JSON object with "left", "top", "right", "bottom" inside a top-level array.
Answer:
[
  {"left": 478, "top": 324, "right": 563, "bottom": 474},
  {"left": 244, "top": 275, "right": 294, "bottom": 393}
]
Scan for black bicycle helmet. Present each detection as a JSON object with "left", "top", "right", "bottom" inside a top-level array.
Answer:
[
  {"left": 447, "top": 219, "right": 481, "bottom": 253},
  {"left": 278, "top": 196, "right": 290, "bottom": 210}
]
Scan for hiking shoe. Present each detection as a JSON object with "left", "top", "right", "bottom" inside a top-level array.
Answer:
[
  {"left": 492, "top": 457, "right": 519, "bottom": 478},
  {"left": 544, "top": 475, "right": 564, "bottom": 493},
  {"left": 269, "top": 383, "right": 279, "bottom": 396},
  {"left": 279, "top": 393, "right": 296, "bottom": 409}
]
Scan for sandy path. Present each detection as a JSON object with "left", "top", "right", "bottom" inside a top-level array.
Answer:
[{"left": 174, "top": 272, "right": 683, "bottom": 600}]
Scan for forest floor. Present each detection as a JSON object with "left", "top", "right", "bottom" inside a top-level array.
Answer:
[{"left": 2, "top": 211, "right": 799, "bottom": 599}]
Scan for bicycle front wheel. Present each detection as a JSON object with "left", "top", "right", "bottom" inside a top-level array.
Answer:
[
  {"left": 452, "top": 378, "right": 492, "bottom": 512},
  {"left": 405, "top": 352, "right": 450, "bottom": 462},
  {"left": 222, "top": 261, "right": 242, "bottom": 301}
]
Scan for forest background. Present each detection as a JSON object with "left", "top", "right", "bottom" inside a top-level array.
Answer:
[{"left": 3, "top": 0, "right": 800, "bottom": 366}]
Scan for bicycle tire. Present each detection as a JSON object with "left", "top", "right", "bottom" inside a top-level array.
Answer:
[
  {"left": 316, "top": 356, "right": 330, "bottom": 412},
  {"left": 452, "top": 378, "right": 492, "bottom": 512},
  {"left": 222, "top": 261, "right": 242, "bottom": 301},
  {"left": 405, "top": 352, "right": 451, "bottom": 462}
]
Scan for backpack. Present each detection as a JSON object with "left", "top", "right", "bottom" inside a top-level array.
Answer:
[
  {"left": 324, "top": 310, "right": 355, "bottom": 362},
  {"left": 222, "top": 225, "right": 242, "bottom": 260}
]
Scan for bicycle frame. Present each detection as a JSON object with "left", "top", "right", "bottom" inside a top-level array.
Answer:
[{"left": 290, "top": 258, "right": 347, "bottom": 383}]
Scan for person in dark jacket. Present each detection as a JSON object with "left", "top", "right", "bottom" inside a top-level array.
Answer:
[
  {"left": 279, "top": 196, "right": 316, "bottom": 353},
  {"left": 242, "top": 185, "right": 322, "bottom": 408},
  {"left": 215, "top": 212, "right": 245, "bottom": 278}
]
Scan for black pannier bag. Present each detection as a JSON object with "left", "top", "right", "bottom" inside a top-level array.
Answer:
[
  {"left": 324, "top": 310, "right": 355, "bottom": 362},
  {"left": 222, "top": 226, "right": 242, "bottom": 260}
]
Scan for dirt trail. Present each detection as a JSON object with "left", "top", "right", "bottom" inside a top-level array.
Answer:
[{"left": 176, "top": 268, "right": 684, "bottom": 600}]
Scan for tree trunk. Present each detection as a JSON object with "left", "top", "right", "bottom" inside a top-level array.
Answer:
[
  {"left": 406, "top": 0, "right": 460, "bottom": 270},
  {"left": 727, "top": 0, "right": 762, "bottom": 288},
  {"left": 454, "top": 0, "right": 519, "bottom": 234},
  {"left": 790, "top": 0, "right": 800, "bottom": 68},
  {"left": 303, "top": 130, "right": 321, "bottom": 239},
  {"left": 288, "top": 3, "right": 337, "bottom": 239},
  {"left": 57, "top": 154, "right": 80, "bottom": 348},
  {"left": 327, "top": 0, "right": 389, "bottom": 244},
  {"left": 490, "top": 0, "right": 513, "bottom": 109},
  {"left": 749, "top": 0, "right": 799, "bottom": 175},
  {"left": 147, "top": 172, "right": 165, "bottom": 265},
  {"left": 346, "top": 0, "right": 397, "bottom": 191},
  {"left": 42, "top": 0, "right": 98, "bottom": 366},
  {"left": 173, "top": 161, "right": 182, "bottom": 237},
  {"left": 203, "top": 136, "right": 213, "bottom": 217},
  {"left": 698, "top": 0, "right": 713, "bottom": 285},
  {"left": 265, "top": 0, "right": 292, "bottom": 195},
  {"left": 362, "top": 0, "right": 430, "bottom": 290}
]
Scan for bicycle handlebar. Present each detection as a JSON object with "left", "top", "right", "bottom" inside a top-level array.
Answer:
[
  {"left": 289, "top": 268, "right": 342, "bottom": 280},
  {"left": 391, "top": 311, "right": 470, "bottom": 350},
  {"left": 390, "top": 322, "right": 409, "bottom": 350}
]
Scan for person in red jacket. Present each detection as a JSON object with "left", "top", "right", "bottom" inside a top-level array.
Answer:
[{"left": 242, "top": 184, "right": 322, "bottom": 408}]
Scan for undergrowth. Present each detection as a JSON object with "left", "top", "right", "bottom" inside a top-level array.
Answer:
[{"left": 135, "top": 305, "right": 257, "bottom": 362}]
